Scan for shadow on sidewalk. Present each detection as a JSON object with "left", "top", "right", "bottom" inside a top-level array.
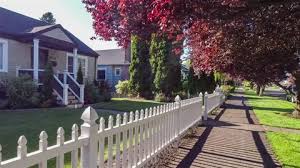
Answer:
[{"left": 175, "top": 95, "right": 280, "bottom": 168}]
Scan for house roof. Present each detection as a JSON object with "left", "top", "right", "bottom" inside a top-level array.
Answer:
[
  {"left": 96, "top": 49, "right": 130, "bottom": 65},
  {"left": 0, "top": 7, "right": 98, "bottom": 57}
]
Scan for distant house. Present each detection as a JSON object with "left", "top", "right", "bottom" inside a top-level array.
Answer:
[
  {"left": 96, "top": 48, "right": 130, "bottom": 91},
  {"left": 0, "top": 7, "right": 99, "bottom": 106}
]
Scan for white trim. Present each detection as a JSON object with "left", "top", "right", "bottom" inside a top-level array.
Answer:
[
  {"left": 97, "top": 67, "right": 107, "bottom": 80},
  {"left": 66, "top": 53, "right": 88, "bottom": 77},
  {"left": 114, "top": 67, "right": 121, "bottom": 76},
  {"left": 0, "top": 38, "right": 8, "bottom": 72}
]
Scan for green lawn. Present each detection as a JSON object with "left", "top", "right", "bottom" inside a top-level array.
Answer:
[
  {"left": 92, "top": 98, "right": 162, "bottom": 112},
  {"left": 267, "top": 132, "right": 300, "bottom": 168},
  {"left": 244, "top": 90, "right": 300, "bottom": 129},
  {"left": 245, "top": 89, "right": 300, "bottom": 167},
  {"left": 0, "top": 98, "right": 161, "bottom": 164}
]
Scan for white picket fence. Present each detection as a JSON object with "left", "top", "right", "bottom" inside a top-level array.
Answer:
[{"left": 0, "top": 91, "right": 225, "bottom": 168}]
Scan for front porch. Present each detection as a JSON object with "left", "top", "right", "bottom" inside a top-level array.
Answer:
[{"left": 14, "top": 26, "right": 85, "bottom": 107}]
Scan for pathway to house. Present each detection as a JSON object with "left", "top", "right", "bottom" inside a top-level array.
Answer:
[{"left": 161, "top": 92, "right": 281, "bottom": 168}]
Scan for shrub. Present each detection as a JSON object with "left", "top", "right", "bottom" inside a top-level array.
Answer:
[
  {"left": 77, "top": 63, "right": 84, "bottom": 84},
  {"left": 84, "top": 81, "right": 100, "bottom": 104},
  {"left": 221, "top": 85, "right": 235, "bottom": 96},
  {"left": 115, "top": 80, "right": 131, "bottom": 97},
  {"left": 40, "top": 62, "right": 56, "bottom": 107},
  {"left": 5, "top": 76, "right": 40, "bottom": 109},
  {"left": 155, "top": 92, "right": 167, "bottom": 102},
  {"left": 97, "top": 81, "right": 111, "bottom": 102}
]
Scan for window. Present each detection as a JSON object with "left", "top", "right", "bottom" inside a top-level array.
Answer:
[
  {"left": 66, "top": 54, "right": 88, "bottom": 76},
  {"left": 115, "top": 67, "right": 121, "bottom": 76},
  {"left": 0, "top": 39, "right": 8, "bottom": 72},
  {"left": 97, "top": 69, "right": 106, "bottom": 80},
  {"left": 67, "top": 56, "right": 74, "bottom": 73}
]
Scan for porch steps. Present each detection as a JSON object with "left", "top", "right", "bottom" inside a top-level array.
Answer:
[{"left": 53, "top": 91, "right": 83, "bottom": 108}]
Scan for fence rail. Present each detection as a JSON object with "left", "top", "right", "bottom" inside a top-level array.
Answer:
[{"left": 0, "top": 91, "right": 224, "bottom": 168}]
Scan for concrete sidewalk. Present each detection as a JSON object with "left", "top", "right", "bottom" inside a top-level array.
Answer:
[{"left": 162, "top": 93, "right": 281, "bottom": 168}]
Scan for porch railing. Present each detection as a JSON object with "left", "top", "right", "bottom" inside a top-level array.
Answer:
[
  {"left": 16, "top": 67, "right": 84, "bottom": 105},
  {"left": 0, "top": 91, "right": 225, "bottom": 168},
  {"left": 52, "top": 75, "right": 69, "bottom": 105},
  {"left": 64, "top": 72, "right": 84, "bottom": 104}
]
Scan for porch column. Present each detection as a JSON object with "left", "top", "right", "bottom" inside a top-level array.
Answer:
[
  {"left": 33, "top": 39, "right": 39, "bottom": 82},
  {"left": 73, "top": 48, "right": 78, "bottom": 79}
]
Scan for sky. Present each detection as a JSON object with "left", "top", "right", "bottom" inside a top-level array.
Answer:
[{"left": 0, "top": 0, "right": 120, "bottom": 50}]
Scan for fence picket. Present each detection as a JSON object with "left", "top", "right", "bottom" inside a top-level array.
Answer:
[
  {"left": 139, "top": 110, "right": 144, "bottom": 163},
  {"left": 128, "top": 112, "right": 134, "bottom": 168},
  {"left": 71, "top": 124, "right": 78, "bottom": 168},
  {"left": 56, "top": 127, "right": 64, "bottom": 168},
  {"left": 107, "top": 116, "right": 113, "bottom": 168},
  {"left": 98, "top": 117, "right": 105, "bottom": 168},
  {"left": 39, "top": 131, "right": 48, "bottom": 168},
  {"left": 122, "top": 113, "right": 128, "bottom": 167},
  {"left": 116, "top": 114, "right": 121, "bottom": 168},
  {"left": 134, "top": 110, "right": 139, "bottom": 166}
]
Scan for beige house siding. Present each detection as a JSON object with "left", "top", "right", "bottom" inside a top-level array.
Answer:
[
  {"left": 0, "top": 38, "right": 96, "bottom": 82},
  {"left": 0, "top": 38, "right": 31, "bottom": 77},
  {"left": 87, "top": 56, "right": 96, "bottom": 82},
  {"left": 49, "top": 49, "right": 67, "bottom": 74}
]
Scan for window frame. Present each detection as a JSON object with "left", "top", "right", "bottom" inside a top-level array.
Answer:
[
  {"left": 115, "top": 67, "right": 121, "bottom": 76},
  {"left": 0, "top": 38, "right": 8, "bottom": 72},
  {"left": 97, "top": 67, "right": 107, "bottom": 80}
]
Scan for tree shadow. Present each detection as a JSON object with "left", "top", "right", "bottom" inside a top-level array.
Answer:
[{"left": 175, "top": 95, "right": 280, "bottom": 168}]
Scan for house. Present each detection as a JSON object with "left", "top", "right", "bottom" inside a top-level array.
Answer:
[
  {"left": 96, "top": 48, "right": 130, "bottom": 91},
  {"left": 0, "top": 7, "right": 99, "bottom": 107}
]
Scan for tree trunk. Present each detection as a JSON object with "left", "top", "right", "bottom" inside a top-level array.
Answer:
[
  {"left": 293, "top": 71, "right": 300, "bottom": 117},
  {"left": 250, "top": 82, "right": 254, "bottom": 89},
  {"left": 256, "top": 85, "right": 261, "bottom": 95},
  {"left": 259, "top": 86, "right": 264, "bottom": 96}
]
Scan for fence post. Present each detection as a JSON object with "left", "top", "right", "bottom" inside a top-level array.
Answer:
[
  {"left": 80, "top": 107, "right": 99, "bottom": 168},
  {"left": 204, "top": 93, "right": 208, "bottom": 121},
  {"left": 175, "top": 95, "right": 181, "bottom": 137}
]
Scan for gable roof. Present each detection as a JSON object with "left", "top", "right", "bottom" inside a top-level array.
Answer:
[
  {"left": 0, "top": 7, "right": 98, "bottom": 57},
  {"left": 96, "top": 49, "right": 130, "bottom": 65}
]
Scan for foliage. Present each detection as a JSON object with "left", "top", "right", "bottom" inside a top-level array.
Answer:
[
  {"left": 77, "top": 63, "right": 84, "bottom": 84},
  {"left": 40, "top": 12, "right": 56, "bottom": 24},
  {"left": 84, "top": 81, "right": 100, "bottom": 104},
  {"left": 188, "top": 67, "right": 217, "bottom": 96},
  {"left": 129, "top": 35, "right": 153, "bottom": 99},
  {"left": 97, "top": 81, "right": 112, "bottom": 102},
  {"left": 154, "top": 92, "right": 168, "bottom": 102},
  {"left": 83, "top": 0, "right": 156, "bottom": 47},
  {"left": 3, "top": 76, "right": 40, "bottom": 109},
  {"left": 186, "top": 2, "right": 299, "bottom": 87},
  {"left": 115, "top": 80, "right": 131, "bottom": 97},
  {"left": 40, "top": 62, "right": 56, "bottom": 107},
  {"left": 221, "top": 85, "right": 235, "bottom": 96},
  {"left": 214, "top": 71, "right": 226, "bottom": 86}
]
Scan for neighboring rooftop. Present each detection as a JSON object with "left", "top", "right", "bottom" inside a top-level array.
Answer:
[
  {"left": 97, "top": 48, "right": 130, "bottom": 65},
  {"left": 0, "top": 7, "right": 98, "bottom": 57}
]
